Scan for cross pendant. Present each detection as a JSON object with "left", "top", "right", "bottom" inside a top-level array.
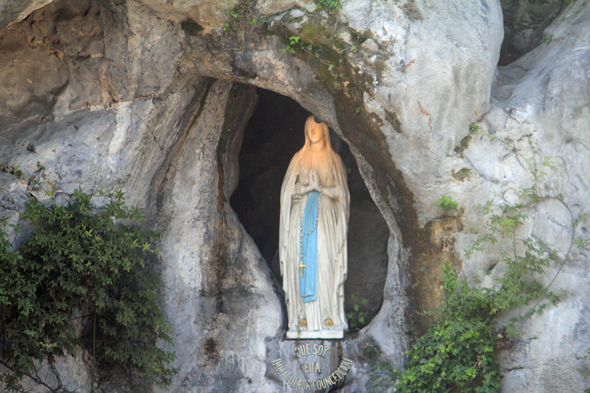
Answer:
[{"left": 298, "top": 261, "right": 306, "bottom": 277}]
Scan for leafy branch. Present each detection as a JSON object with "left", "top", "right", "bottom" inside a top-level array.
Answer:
[{"left": 0, "top": 188, "right": 178, "bottom": 392}]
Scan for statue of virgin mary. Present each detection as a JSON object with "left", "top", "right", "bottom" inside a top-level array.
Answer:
[{"left": 279, "top": 116, "right": 350, "bottom": 339}]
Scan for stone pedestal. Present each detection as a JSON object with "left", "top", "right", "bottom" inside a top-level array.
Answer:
[{"left": 286, "top": 330, "right": 343, "bottom": 340}]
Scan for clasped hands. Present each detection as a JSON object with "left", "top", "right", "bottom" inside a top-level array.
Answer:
[{"left": 297, "top": 169, "right": 322, "bottom": 195}]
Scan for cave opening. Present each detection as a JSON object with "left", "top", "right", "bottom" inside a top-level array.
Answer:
[
  {"left": 498, "top": 0, "right": 566, "bottom": 66},
  {"left": 229, "top": 88, "right": 389, "bottom": 329}
]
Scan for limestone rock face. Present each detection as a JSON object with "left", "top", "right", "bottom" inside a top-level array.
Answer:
[
  {"left": 257, "top": 0, "right": 316, "bottom": 16},
  {"left": 339, "top": 0, "right": 504, "bottom": 226},
  {"left": 0, "top": 0, "right": 53, "bottom": 32},
  {"left": 141, "top": 0, "right": 242, "bottom": 33},
  {"left": 0, "top": 0, "right": 588, "bottom": 392},
  {"left": 466, "top": 2, "right": 590, "bottom": 391}
]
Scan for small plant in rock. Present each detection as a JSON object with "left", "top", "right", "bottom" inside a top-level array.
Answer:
[
  {"left": 223, "top": 23, "right": 237, "bottom": 33},
  {"left": 436, "top": 195, "right": 460, "bottom": 216},
  {"left": 316, "top": 0, "right": 342, "bottom": 12},
  {"left": 347, "top": 293, "right": 368, "bottom": 331},
  {"left": 282, "top": 36, "right": 308, "bottom": 54},
  {"left": 540, "top": 34, "right": 553, "bottom": 43},
  {"left": 361, "top": 337, "right": 379, "bottom": 358},
  {"left": 469, "top": 123, "right": 480, "bottom": 134},
  {"left": 0, "top": 163, "right": 26, "bottom": 179},
  {"left": 362, "top": 337, "right": 395, "bottom": 393}
]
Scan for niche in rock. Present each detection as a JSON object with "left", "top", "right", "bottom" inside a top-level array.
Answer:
[
  {"left": 230, "top": 88, "right": 389, "bottom": 330},
  {"left": 498, "top": 0, "right": 566, "bottom": 66}
]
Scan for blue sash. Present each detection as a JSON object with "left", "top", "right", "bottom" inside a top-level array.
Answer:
[{"left": 300, "top": 191, "right": 318, "bottom": 303}]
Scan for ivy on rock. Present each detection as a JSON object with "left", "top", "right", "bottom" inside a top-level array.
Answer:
[{"left": 0, "top": 189, "right": 177, "bottom": 392}]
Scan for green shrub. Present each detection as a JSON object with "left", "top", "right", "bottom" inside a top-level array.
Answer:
[
  {"left": 0, "top": 189, "right": 177, "bottom": 392},
  {"left": 389, "top": 264, "right": 500, "bottom": 392}
]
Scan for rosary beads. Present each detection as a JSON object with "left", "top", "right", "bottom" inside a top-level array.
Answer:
[{"left": 298, "top": 182, "right": 321, "bottom": 274}]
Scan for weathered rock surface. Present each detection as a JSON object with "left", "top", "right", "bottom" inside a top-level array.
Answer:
[
  {"left": 0, "top": 0, "right": 588, "bottom": 392},
  {"left": 0, "top": 0, "right": 53, "bottom": 32},
  {"left": 466, "top": 1, "right": 590, "bottom": 391}
]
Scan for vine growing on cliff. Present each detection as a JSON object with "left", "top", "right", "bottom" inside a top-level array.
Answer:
[
  {"left": 366, "top": 132, "right": 587, "bottom": 392},
  {"left": 0, "top": 188, "right": 177, "bottom": 392}
]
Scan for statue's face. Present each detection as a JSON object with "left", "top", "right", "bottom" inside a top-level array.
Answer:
[{"left": 306, "top": 122, "right": 325, "bottom": 145}]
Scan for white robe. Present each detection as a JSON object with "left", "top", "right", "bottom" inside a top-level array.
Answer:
[{"left": 279, "top": 150, "right": 350, "bottom": 333}]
